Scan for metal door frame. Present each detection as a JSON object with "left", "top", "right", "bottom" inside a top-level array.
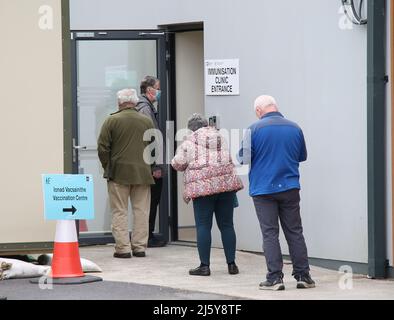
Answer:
[{"left": 70, "top": 30, "right": 169, "bottom": 245}]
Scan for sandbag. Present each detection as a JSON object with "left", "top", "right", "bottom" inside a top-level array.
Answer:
[
  {"left": 0, "top": 258, "right": 50, "bottom": 280},
  {"left": 37, "top": 254, "right": 102, "bottom": 273}
]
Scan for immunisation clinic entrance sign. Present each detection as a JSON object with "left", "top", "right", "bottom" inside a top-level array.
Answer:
[
  {"left": 205, "top": 59, "right": 239, "bottom": 96},
  {"left": 42, "top": 174, "right": 94, "bottom": 220}
]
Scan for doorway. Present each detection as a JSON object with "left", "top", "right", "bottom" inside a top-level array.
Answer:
[{"left": 169, "top": 29, "right": 205, "bottom": 242}]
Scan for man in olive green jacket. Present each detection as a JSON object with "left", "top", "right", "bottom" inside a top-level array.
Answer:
[{"left": 98, "top": 88, "right": 154, "bottom": 259}]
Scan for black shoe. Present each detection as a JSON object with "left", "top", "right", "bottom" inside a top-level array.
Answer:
[
  {"left": 296, "top": 274, "right": 316, "bottom": 289},
  {"left": 133, "top": 251, "right": 146, "bottom": 258},
  {"left": 113, "top": 252, "right": 131, "bottom": 259},
  {"left": 0, "top": 296, "right": 7, "bottom": 300},
  {"left": 259, "top": 278, "right": 285, "bottom": 291},
  {"left": 148, "top": 237, "right": 167, "bottom": 248},
  {"left": 228, "top": 263, "right": 239, "bottom": 275},
  {"left": 189, "top": 265, "right": 211, "bottom": 276}
]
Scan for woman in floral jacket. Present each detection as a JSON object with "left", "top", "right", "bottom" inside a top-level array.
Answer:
[{"left": 171, "top": 114, "right": 243, "bottom": 276}]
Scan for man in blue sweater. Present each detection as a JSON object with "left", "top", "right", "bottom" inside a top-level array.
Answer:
[{"left": 238, "top": 95, "right": 315, "bottom": 291}]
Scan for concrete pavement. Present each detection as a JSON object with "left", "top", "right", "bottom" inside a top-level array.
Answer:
[{"left": 79, "top": 243, "right": 394, "bottom": 300}]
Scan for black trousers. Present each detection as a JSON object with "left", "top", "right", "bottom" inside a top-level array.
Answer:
[{"left": 149, "top": 177, "right": 163, "bottom": 237}]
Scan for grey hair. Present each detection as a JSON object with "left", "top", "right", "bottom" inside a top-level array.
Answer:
[
  {"left": 117, "top": 88, "right": 139, "bottom": 106},
  {"left": 187, "top": 113, "right": 208, "bottom": 132},
  {"left": 254, "top": 95, "right": 278, "bottom": 112}
]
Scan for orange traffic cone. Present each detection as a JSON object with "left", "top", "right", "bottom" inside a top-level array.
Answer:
[
  {"left": 50, "top": 220, "right": 84, "bottom": 278},
  {"left": 30, "top": 220, "right": 102, "bottom": 285}
]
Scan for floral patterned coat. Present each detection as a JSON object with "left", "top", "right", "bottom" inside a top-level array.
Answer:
[{"left": 171, "top": 126, "right": 243, "bottom": 203}]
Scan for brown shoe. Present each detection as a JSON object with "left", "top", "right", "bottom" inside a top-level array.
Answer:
[
  {"left": 113, "top": 252, "right": 131, "bottom": 259},
  {"left": 133, "top": 251, "right": 146, "bottom": 258}
]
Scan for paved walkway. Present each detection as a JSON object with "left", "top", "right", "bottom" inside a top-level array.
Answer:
[{"left": 79, "top": 244, "right": 394, "bottom": 300}]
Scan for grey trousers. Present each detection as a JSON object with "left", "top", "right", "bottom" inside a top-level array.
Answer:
[{"left": 253, "top": 189, "right": 310, "bottom": 281}]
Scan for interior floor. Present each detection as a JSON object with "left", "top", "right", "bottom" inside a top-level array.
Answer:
[{"left": 178, "top": 227, "right": 196, "bottom": 242}]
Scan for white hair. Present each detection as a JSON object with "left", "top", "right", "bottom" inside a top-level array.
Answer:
[
  {"left": 117, "top": 88, "right": 139, "bottom": 106},
  {"left": 254, "top": 95, "right": 278, "bottom": 112}
]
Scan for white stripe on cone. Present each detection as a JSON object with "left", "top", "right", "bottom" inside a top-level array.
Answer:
[{"left": 54, "top": 220, "right": 78, "bottom": 243}]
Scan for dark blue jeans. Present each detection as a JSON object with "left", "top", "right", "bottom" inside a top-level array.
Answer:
[{"left": 192, "top": 192, "right": 237, "bottom": 266}]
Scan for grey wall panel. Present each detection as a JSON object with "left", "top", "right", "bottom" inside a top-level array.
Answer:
[
  {"left": 71, "top": 0, "right": 369, "bottom": 263},
  {"left": 386, "top": 0, "right": 393, "bottom": 268}
]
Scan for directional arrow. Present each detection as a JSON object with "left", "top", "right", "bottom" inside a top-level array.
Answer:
[{"left": 63, "top": 205, "right": 77, "bottom": 215}]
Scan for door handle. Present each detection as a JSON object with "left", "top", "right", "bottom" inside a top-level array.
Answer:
[
  {"left": 76, "top": 146, "right": 97, "bottom": 151},
  {"left": 72, "top": 139, "right": 98, "bottom": 162},
  {"left": 73, "top": 139, "right": 96, "bottom": 151}
]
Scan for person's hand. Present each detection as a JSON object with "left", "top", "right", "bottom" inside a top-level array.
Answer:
[{"left": 152, "top": 169, "right": 162, "bottom": 179}]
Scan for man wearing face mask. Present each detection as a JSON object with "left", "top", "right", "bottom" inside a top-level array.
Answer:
[{"left": 136, "top": 76, "right": 167, "bottom": 248}]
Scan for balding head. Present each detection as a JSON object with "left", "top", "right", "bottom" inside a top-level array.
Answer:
[
  {"left": 117, "top": 88, "right": 139, "bottom": 109},
  {"left": 254, "top": 95, "right": 278, "bottom": 119}
]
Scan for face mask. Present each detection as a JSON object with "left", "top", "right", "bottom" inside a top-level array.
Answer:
[{"left": 155, "top": 89, "right": 161, "bottom": 101}]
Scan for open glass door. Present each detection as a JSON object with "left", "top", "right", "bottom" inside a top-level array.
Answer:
[{"left": 71, "top": 30, "right": 169, "bottom": 244}]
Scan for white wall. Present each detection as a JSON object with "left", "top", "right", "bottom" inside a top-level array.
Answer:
[
  {"left": 70, "top": 0, "right": 369, "bottom": 263},
  {"left": 0, "top": 0, "right": 63, "bottom": 245}
]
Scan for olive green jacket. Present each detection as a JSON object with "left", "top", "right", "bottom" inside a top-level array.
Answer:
[{"left": 97, "top": 108, "right": 155, "bottom": 185}]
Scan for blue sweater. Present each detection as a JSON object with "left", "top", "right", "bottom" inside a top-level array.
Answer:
[{"left": 238, "top": 112, "right": 307, "bottom": 196}]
